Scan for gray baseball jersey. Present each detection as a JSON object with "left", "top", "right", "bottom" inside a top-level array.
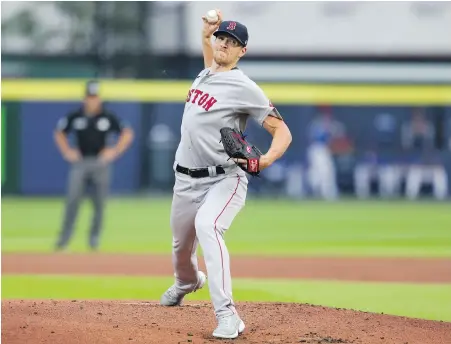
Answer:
[
  {"left": 169, "top": 67, "right": 279, "bottom": 319},
  {"left": 175, "top": 67, "right": 276, "bottom": 169}
]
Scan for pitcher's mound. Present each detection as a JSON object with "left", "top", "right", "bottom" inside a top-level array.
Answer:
[{"left": 2, "top": 300, "right": 450, "bottom": 344}]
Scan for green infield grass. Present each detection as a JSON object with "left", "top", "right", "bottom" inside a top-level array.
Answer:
[
  {"left": 2, "top": 197, "right": 450, "bottom": 257},
  {"left": 2, "top": 275, "right": 450, "bottom": 322}
]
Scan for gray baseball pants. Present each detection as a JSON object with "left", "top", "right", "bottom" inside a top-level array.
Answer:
[
  {"left": 56, "top": 157, "right": 110, "bottom": 250},
  {"left": 170, "top": 167, "right": 248, "bottom": 318}
]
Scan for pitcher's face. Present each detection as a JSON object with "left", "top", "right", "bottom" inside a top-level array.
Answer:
[{"left": 213, "top": 34, "right": 246, "bottom": 66}]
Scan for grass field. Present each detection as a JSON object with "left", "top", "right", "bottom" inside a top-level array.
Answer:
[
  {"left": 2, "top": 197, "right": 451, "bottom": 322},
  {"left": 3, "top": 275, "right": 451, "bottom": 322},
  {"left": 2, "top": 197, "right": 451, "bottom": 256}
]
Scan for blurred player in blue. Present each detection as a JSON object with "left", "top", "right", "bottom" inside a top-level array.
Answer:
[{"left": 306, "top": 106, "right": 349, "bottom": 200}]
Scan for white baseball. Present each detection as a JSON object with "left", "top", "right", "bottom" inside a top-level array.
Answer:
[{"left": 206, "top": 9, "right": 219, "bottom": 24}]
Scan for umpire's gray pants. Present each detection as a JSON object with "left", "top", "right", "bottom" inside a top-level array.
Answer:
[{"left": 56, "top": 157, "right": 110, "bottom": 249}]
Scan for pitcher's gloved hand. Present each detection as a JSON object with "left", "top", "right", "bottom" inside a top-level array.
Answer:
[{"left": 219, "top": 127, "right": 262, "bottom": 177}]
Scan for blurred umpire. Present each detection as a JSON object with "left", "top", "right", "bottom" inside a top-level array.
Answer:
[{"left": 54, "top": 80, "right": 134, "bottom": 251}]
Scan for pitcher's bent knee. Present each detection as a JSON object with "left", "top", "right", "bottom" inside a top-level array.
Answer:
[{"left": 195, "top": 217, "right": 216, "bottom": 237}]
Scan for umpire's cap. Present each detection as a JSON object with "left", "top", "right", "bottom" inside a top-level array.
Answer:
[
  {"left": 85, "top": 80, "right": 100, "bottom": 97},
  {"left": 213, "top": 21, "right": 248, "bottom": 47}
]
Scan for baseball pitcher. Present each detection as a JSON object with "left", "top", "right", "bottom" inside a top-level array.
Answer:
[{"left": 159, "top": 10, "right": 292, "bottom": 339}]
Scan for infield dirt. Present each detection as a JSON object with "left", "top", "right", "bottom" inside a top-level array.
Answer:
[{"left": 2, "top": 253, "right": 451, "bottom": 344}]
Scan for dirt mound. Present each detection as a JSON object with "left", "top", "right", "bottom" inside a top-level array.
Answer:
[
  {"left": 3, "top": 254, "right": 451, "bottom": 343},
  {"left": 2, "top": 300, "right": 450, "bottom": 344}
]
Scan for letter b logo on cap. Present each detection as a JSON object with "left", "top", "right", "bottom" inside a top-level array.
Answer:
[{"left": 227, "top": 22, "right": 237, "bottom": 30}]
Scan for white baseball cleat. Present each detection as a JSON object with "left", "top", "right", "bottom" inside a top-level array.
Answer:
[
  {"left": 212, "top": 313, "right": 245, "bottom": 339},
  {"left": 160, "top": 271, "right": 207, "bottom": 306}
]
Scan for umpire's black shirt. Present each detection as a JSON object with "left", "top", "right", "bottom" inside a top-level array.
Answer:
[{"left": 57, "top": 108, "right": 125, "bottom": 157}]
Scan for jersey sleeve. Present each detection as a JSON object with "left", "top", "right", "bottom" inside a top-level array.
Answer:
[
  {"left": 238, "top": 82, "right": 283, "bottom": 126},
  {"left": 56, "top": 113, "right": 74, "bottom": 133},
  {"left": 108, "top": 113, "right": 128, "bottom": 133}
]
